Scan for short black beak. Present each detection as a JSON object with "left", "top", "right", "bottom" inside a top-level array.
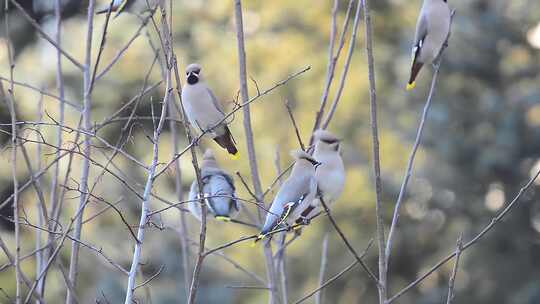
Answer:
[{"left": 314, "top": 161, "right": 322, "bottom": 169}]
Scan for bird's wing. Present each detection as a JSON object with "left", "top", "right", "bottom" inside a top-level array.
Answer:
[
  {"left": 411, "top": 13, "right": 428, "bottom": 64},
  {"left": 187, "top": 181, "right": 202, "bottom": 221},
  {"left": 269, "top": 176, "right": 311, "bottom": 226},
  {"left": 206, "top": 88, "right": 226, "bottom": 116},
  {"left": 116, "top": 0, "right": 131, "bottom": 14},
  {"left": 208, "top": 172, "right": 235, "bottom": 199},
  {"left": 414, "top": 13, "right": 428, "bottom": 47}
]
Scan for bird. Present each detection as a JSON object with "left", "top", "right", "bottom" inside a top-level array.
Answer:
[
  {"left": 187, "top": 149, "right": 240, "bottom": 222},
  {"left": 95, "top": 0, "right": 155, "bottom": 18},
  {"left": 406, "top": 0, "right": 451, "bottom": 91},
  {"left": 255, "top": 150, "right": 321, "bottom": 242},
  {"left": 295, "top": 130, "right": 345, "bottom": 225},
  {"left": 181, "top": 63, "right": 240, "bottom": 159}
]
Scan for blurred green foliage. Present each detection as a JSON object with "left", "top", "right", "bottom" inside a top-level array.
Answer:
[{"left": 1, "top": 0, "right": 540, "bottom": 303}]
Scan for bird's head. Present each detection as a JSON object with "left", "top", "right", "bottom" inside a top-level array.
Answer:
[
  {"left": 313, "top": 129, "right": 341, "bottom": 151},
  {"left": 185, "top": 63, "right": 202, "bottom": 85},
  {"left": 290, "top": 149, "right": 321, "bottom": 169},
  {"left": 201, "top": 148, "right": 219, "bottom": 169}
]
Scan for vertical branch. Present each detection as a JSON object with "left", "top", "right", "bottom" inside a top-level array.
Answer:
[
  {"left": 362, "top": 0, "right": 387, "bottom": 302},
  {"left": 321, "top": 0, "right": 362, "bottom": 130},
  {"left": 35, "top": 94, "right": 44, "bottom": 304},
  {"left": 154, "top": 2, "right": 208, "bottom": 302},
  {"left": 233, "top": 2, "right": 278, "bottom": 303},
  {"left": 446, "top": 235, "right": 463, "bottom": 304},
  {"left": 123, "top": 78, "right": 171, "bottom": 303},
  {"left": 309, "top": 0, "right": 355, "bottom": 146},
  {"left": 273, "top": 150, "right": 287, "bottom": 304},
  {"left": 1, "top": 70, "right": 21, "bottom": 304},
  {"left": 315, "top": 234, "right": 329, "bottom": 304},
  {"left": 163, "top": 0, "right": 191, "bottom": 295},
  {"left": 124, "top": 4, "right": 180, "bottom": 302},
  {"left": 66, "top": 1, "right": 95, "bottom": 303},
  {"left": 169, "top": 88, "right": 192, "bottom": 297},
  {"left": 2, "top": 3, "right": 21, "bottom": 302},
  {"left": 233, "top": 0, "right": 263, "bottom": 209},
  {"left": 40, "top": 1, "right": 66, "bottom": 298},
  {"left": 276, "top": 234, "right": 288, "bottom": 304}
]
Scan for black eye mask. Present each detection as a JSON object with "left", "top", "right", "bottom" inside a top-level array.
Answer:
[{"left": 321, "top": 138, "right": 339, "bottom": 144}]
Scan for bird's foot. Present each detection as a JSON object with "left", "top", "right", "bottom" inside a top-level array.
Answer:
[{"left": 299, "top": 216, "right": 311, "bottom": 226}]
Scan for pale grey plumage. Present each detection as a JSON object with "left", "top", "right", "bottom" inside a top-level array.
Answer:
[
  {"left": 188, "top": 149, "right": 240, "bottom": 221},
  {"left": 181, "top": 63, "right": 239, "bottom": 157},
  {"left": 407, "top": 0, "right": 451, "bottom": 90},
  {"left": 296, "top": 130, "right": 345, "bottom": 222},
  {"left": 258, "top": 150, "right": 320, "bottom": 238},
  {"left": 414, "top": 0, "right": 450, "bottom": 63}
]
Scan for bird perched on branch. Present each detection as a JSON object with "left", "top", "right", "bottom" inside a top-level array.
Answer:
[
  {"left": 295, "top": 130, "right": 345, "bottom": 225},
  {"left": 406, "top": 0, "right": 451, "bottom": 91},
  {"left": 181, "top": 63, "right": 240, "bottom": 159},
  {"left": 96, "top": 0, "right": 156, "bottom": 18},
  {"left": 188, "top": 149, "right": 240, "bottom": 222},
  {"left": 255, "top": 150, "right": 320, "bottom": 242}
]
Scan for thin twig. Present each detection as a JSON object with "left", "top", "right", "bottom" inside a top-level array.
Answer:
[
  {"left": 446, "top": 234, "right": 463, "bottom": 304},
  {"left": 315, "top": 234, "right": 329, "bottom": 304},
  {"left": 0, "top": 77, "right": 80, "bottom": 110},
  {"left": 284, "top": 99, "right": 306, "bottom": 151},
  {"left": 386, "top": 167, "right": 540, "bottom": 303},
  {"left": 293, "top": 240, "right": 374, "bottom": 304},
  {"left": 234, "top": 2, "right": 278, "bottom": 303},
  {"left": 309, "top": 0, "right": 355, "bottom": 146},
  {"left": 319, "top": 196, "right": 379, "bottom": 284},
  {"left": 123, "top": 28, "right": 173, "bottom": 304},
  {"left": 134, "top": 265, "right": 164, "bottom": 291},
  {"left": 322, "top": 0, "right": 362, "bottom": 129},
  {"left": 385, "top": 10, "right": 456, "bottom": 270},
  {"left": 8, "top": 0, "right": 84, "bottom": 70},
  {"left": 1, "top": 28, "right": 21, "bottom": 301},
  {"left": 42, "top": 0, "right": 66, "bottom": 298}
]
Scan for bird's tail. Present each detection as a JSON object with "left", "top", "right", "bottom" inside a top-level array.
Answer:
[
  {"left": 407, "top": 61, "right": 424, "bottom": 91},
  {"left": 250, "top": 233, "right": 267, "bottom": 247},
  {"left": 213, "top": 126, "right": 239, "bottom": 159},
  {"left": 215, "top": 215, "right": 231, "bottom": 222}
]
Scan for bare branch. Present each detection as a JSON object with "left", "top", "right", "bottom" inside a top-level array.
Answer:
[
  {"left": 446, "top": 235, "right": 463, "bottom": 304},
  {"left": 8, "top": 0, "right": 84, "bottom": 70},
  {"left": 385, "top": 9, "right": 457, "bottom": 270},
  {"left": 315, "top": 234, "right": 329, "bottom": 304},
  {"left": 319, "top": 195, "right": 378, "bottom": 284},
  {"left": 66, "top": 2, "right": 96, "bottom": 302},
  {"left": 362, "top": 0, "right": 387, "bottom": 301},
  {"left": 284, "top": 99, "right": 306, "bottom": 151},
  {"left": 387, "top": 167, "right": 540, "bottom": 303},
  {"left": 293, "top": 239, "right": 374, "bottom": 304},
  {"left": 321, "top": 0, "right": 363, "bottom": 129}
]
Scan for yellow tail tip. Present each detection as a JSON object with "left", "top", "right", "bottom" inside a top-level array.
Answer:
[
  {"left": 230, "top": 151, "right": 240, "bottom": 160},
  {"left": 406, "top": 82, "right": 416, "bottom": 91},
  {"left": 250, "top": 234, "right": 265, "bottom": 247},
  {"left": 215, "top": 216, "right": 231, "bottom": 222}
]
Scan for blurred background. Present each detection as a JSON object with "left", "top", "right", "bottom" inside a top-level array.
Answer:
[{"left": 1, "top": 0, "right": 540, "bottom": 303}]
